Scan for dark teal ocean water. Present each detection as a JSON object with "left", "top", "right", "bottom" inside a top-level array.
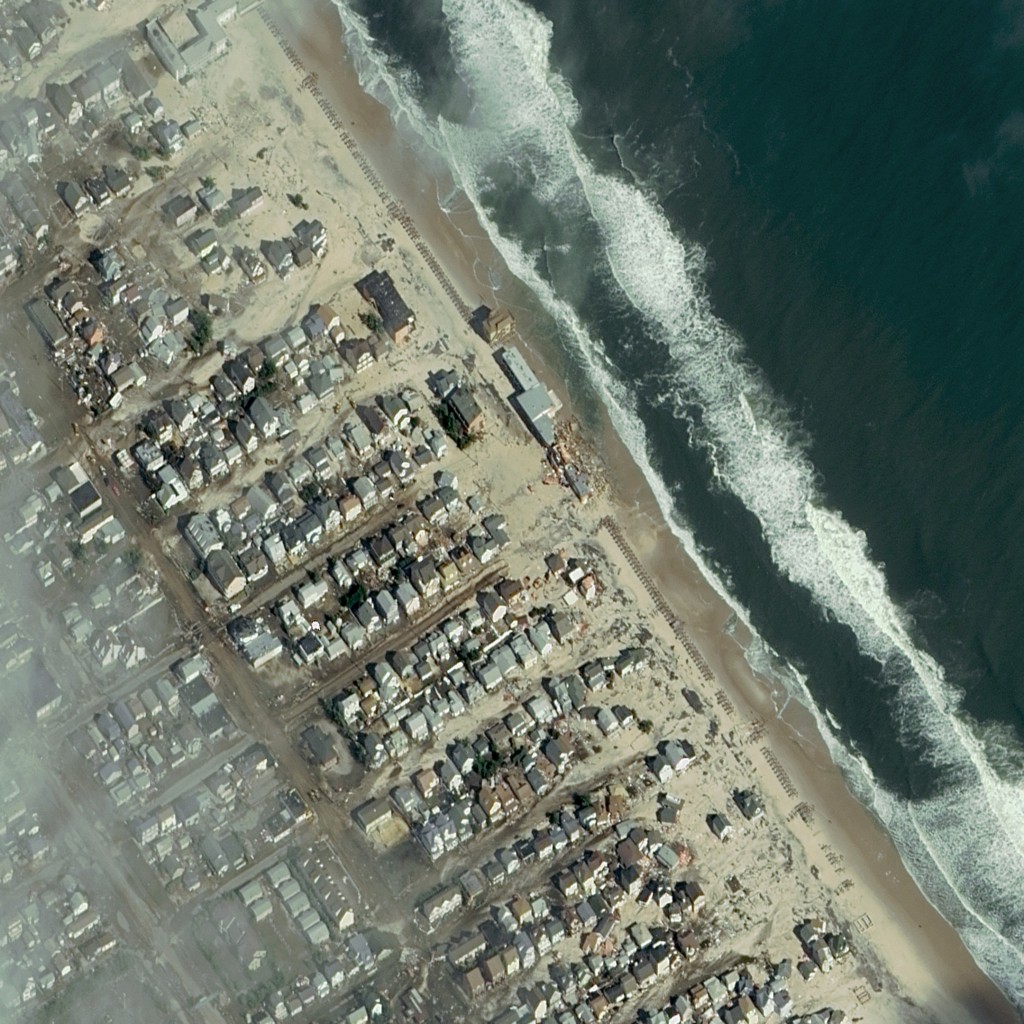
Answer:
[{"left": 332, "top": 0, "right": 1024, "bottom": 1006}]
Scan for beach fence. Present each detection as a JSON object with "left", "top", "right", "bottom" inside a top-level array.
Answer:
[
  {"left": 259, "top": 10, "right": 474, "bottom": 324},
  {"left": 598, "top": 516, "right": 716, "bottom": 686}
]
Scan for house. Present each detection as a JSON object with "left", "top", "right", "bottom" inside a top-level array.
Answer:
[
  {"left": 122, "top": 110, "right": 144, "bottom": 134},
  {"left": 103, "top": 164, "right": 132, "bottom": 197},
  {"left": 46, "top": 82, "right": 81, "bottom": 125},
  {"left": 247, "top": 396, "right": 279, "bottom": 439},
  {"left": 120, "top": 55, "right": 152, "bottom": 100},
  {"left": 71, "top": 71, "right": 102, "bottom": 108},
  {"left": 84, "top": 177, "right": 112, "bottom": 207},
  {"left": 0, "top": 243, "right": 16, "bottom": 277},
  {"left": 187, "top": 227, "right": 218, "bottom": 257},
  {"left": 94, "top": 61, "right": 122, "bottom": 104},
  {"left": 225, "top": 354, "right": 256, "bottom": 393},
  {"left": 661, "top": 738, "right": 696, "bottom": 773},
  {"left": 22, "top": 1, "right": 60, "bottom": 45},
  {"left": 339, "top": 338, "right": 373, "bottom": 374},
  {"left": 183, "top": 513, "right": 223, "bottom": 560},
  {"left": 461, "top": 967, "right": 486, "bottom": 998},
  {"left": 296, "top": 578, "right": 329, "bottom": 610},
  {"left": 197, "top": 183, "right": 226, "bottom": 213},
  {"left": 230, "top": 185, "right": 264, "bottom": 218},
  {"left": 57, "top": 180, "right": 88, "bottom": 216},
  {"left": 236, "top": 246, "right": 265, "bottom": 282},
  {"left": 150, "top": 118, "right": 185, "bottom": 155},
  {"left": 294, "top": 217, "right": 327, "bottom": 254},
  {"left": 205, "top": 549, "right": 245, "bottom": 598},
  {"left": 355, "top": 269, "right": 415, "bottom": 341},
  {"left": 446, "top": 385, "right": 483, "bottom": 435},
  {"left": 735, "top": 788, "right": 765, "bottom": 821},
  {"left": 164, "top": 296, "right": 190, "bottom": 326},
  {"left": 261, "top": 238, "right": 294, "bottom": 277},
  {"left": 164, "top": 193, "right": 198, "bottom": 227},
  {"left": 708, "top": 813, "right": 733, "bottom": 840},
  {"left": 301, "top": 725, "right": 338, "bottom": 769},
  {"left": 481, "top": 306, "right": 515, "bottom": 343},
  {"left": 353, "top": 798, "right": 393, "bottom": 835},
  {"left": 315, "top": 301, "right": 342, "bottom": 334}
]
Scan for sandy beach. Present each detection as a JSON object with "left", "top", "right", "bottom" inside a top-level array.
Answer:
[{"left": 252, "top": 4, "right": 1021, "bottom": 1021}]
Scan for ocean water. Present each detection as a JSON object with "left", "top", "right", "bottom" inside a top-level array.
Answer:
[{"left": 329, "top": 0, "right": 1024, "bottom": 1008}]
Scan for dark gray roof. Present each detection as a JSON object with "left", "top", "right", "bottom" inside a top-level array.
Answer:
[{"left": 355, "top": 269, "right": 414, "bottom": 337}]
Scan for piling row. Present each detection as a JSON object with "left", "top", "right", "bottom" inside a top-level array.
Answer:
[
  {"left": 761, "top": 746, "right": 799, "bottom": 800},
  {"left": 599, "top": 515, "right": 715, "bottom": 685},
  {"left": 260, "top": 10, "right": 474, "bottom": 323}
]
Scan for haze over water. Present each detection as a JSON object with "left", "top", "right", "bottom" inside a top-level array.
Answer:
[{"left": 334, "top": 0, "right": 1024, "bottom": 1006}]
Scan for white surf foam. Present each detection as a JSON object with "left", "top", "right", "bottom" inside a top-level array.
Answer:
[{"left": 331, "top": 0, "right": 1024, "bottom": 1001}]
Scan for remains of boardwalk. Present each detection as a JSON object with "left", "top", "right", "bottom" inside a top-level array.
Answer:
[{"left": 599, "top": 515, "right": 715, "bottom": 685}]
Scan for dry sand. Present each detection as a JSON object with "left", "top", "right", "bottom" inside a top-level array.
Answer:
[{"left": 251, "top": 4, "right": 1021, "bottom": 1022}]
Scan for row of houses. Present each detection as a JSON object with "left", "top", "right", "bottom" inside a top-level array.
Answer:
[
  {"left": 246, "top": 977, "right": 381, "bottom": 1024},
  {"left": 465, "top": 818, "right": 695, "bottom": 1010},
  {"left": 264, "top": 498, "right": 480, "bottom": 666},
  {"left": 335, "top": 581, "right": 574, "bottom": 779},
  {"left": 0, "top": 872, "right": 114, "bottom": 1012},
  {"left": 129, "top": 317, "right": 424, "bottom": 517},
  {"left": 180, "top": 421, "right": 447, "bottom": 603},
  {"left": 56, "top": 163, "right": 133, "bottom": 218},
  {"left": 44, "top": 49, "right": 151, "bottom": 128},
  {"left": 69, "top": 658, "right": 240, "bottom": 817},
  {"left": 2, "top": 173, "right": 47, "bottom": 242},
  {"left": 367, "top": 690, "right": 581, "bottom": 865}
]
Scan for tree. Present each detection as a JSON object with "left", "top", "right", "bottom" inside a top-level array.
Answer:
[
  {"left": 188, "top": 308, "right": 214, "bottom": 353},
  {"left": 253, "top": 358, "right": 278, "bottom": 397}
]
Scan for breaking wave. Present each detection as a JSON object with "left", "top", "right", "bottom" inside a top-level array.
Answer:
[{"left": 331, "top": 0, "right": 1024, "bottom": 1004}]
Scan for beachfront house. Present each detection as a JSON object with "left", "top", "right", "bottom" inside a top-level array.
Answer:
[{"left": 355, "top": 269, "right": 415, "bottom": 342}]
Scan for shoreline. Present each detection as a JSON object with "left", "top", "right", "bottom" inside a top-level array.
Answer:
[{"left": 265, "top": 4, "right": 1019, "bottom": 1021}]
